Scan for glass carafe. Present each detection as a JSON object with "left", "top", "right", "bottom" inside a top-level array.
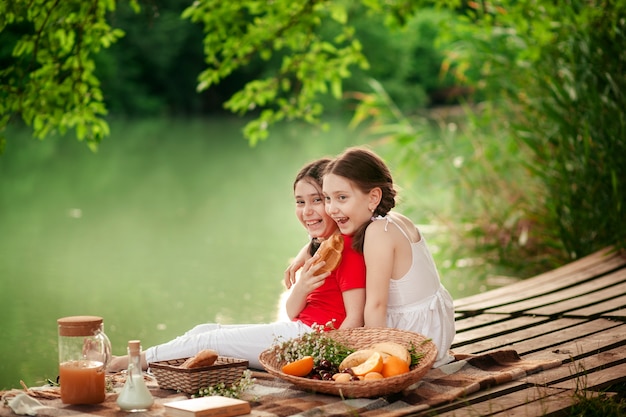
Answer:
[
  {"left": 116, "top": 340, "right": 154, "bottom": 412},
  {"left": 57, "top": 316, "right": 111, "bottom": 404}
]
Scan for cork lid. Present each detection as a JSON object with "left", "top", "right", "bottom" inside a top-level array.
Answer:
[
  {"left": 57, "top": 316, "right": 103, "bottom": 336},
  {"left": 128, "top": 340, "right": 141, "bottom": 354}
]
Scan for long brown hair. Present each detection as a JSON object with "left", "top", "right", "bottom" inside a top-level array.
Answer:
[
  {"left": 294, "top": 158, "right": 332, "bottom": 256},
  {"left": 325, "top": 147, "right": 396, "bottom": 253}
]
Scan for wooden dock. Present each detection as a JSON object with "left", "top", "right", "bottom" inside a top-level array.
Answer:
[
  {"left": 432, "top": 246, "right": 626, "bottom": 416},
  {"left": 1, "top": 248, "right": 624, "bottom": 417}
]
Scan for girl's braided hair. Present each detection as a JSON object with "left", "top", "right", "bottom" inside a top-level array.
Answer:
[{"left": 325, "top": 147, "right": 396, "bottom": 253}]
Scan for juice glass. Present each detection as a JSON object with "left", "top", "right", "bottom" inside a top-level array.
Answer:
[{"left": 57, "top": 316, "right": 111, "bottom": 404}]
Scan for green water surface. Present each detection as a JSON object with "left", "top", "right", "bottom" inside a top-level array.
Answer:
[{"left": 0, "top": 117, "right": 369, "bottom": 389}]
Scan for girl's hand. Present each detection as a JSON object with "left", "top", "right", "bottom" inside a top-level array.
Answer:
[
  {"left": 284, "top": 255, "right": 330, "bottom": 320},
  {"left": 292, "top": 255, "right": 330, "bottom": 294},
  {"left": 284, "top": 258, "right": 304, "bottom": 289},
  {"left": 284, "top": 242, "right": 312, "bottom": 289}
]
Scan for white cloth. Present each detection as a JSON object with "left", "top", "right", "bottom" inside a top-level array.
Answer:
[
  {"left": 6, "top": 393, "right": 50, "bottom": 416},
  {"left": 145, "top": 320, "right": 312, "bottom": 369},
  {"left": 373, "top": 216, "right": 456, "bottom": 367}
]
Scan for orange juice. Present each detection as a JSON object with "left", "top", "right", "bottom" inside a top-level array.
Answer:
[{"left": 59, "top": 360, "right": 106, "bottom": 404}]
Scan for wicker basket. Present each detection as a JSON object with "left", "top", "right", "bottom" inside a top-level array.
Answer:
[
  {"left": 150, "top": 356, "right": 249, "bottom": 394},
  {"left": 258, "top": 327, "right": 437, "bottom": 398}
]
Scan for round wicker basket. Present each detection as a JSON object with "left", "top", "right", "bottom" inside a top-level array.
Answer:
[{"left": 258, "top": 327, "right": 437, "bottom": 398}]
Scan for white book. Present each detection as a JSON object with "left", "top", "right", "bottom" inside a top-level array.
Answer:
[{"left": 163, "top": 396, "right": 251, "bottom": 417}]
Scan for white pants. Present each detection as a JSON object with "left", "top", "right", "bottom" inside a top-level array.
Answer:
[{"left": 145, "top": 320, "right": 312, "bottom": 369}]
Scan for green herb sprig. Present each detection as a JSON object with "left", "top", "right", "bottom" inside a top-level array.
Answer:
[
  {"left": 193, "top": 370, "right": 255, "bottom": 399},
  {"left": 407, "top": 340, "right": 430, "bottom": 367},
  {"left": 272, "top": 322, "right": 354, "bottom": 369}
]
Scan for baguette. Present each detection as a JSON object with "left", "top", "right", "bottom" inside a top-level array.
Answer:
[
  {"left": 313, "top": 233, "right": 343, "bottom": 274},
  {"left": 179, "top": 349, "right": 219, "bottom": 369}
]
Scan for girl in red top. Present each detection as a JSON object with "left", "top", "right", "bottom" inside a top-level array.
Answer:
[
  {"left": 285, "top": 159, "right": 365, "bottom": 329},
  {"left": 108, "top": 159, "right": 365, "bottom": 372}
]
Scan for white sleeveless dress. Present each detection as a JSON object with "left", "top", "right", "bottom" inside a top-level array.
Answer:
[{"left": 373, "top": 216, "right": 456, "bottom": 367}]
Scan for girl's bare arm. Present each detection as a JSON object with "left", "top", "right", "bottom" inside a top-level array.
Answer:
[{"left": 363, "top": 222, "right": 394, "bottom": 327}]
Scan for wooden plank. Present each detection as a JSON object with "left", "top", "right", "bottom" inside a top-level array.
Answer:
[
  {"left": 488, "top": 389, "right": 612, "bottom": 417},
  {"left": 504, "top": 319, "right": 623, "bottom": 357},
  {"left": 523, "top": 324, "right": 626, "bottom": 364},
  {"left": 419, "top": 379, "right": 535, "bottom": 416},
  {"left": 550, "top": 362, "right": 626, "bottom": 392},
  {"left": 524, "top": 344, "right": 626, "bottom": 387},
  {"left": 452, "top": 318, "right": 583, "bottom": 355},
  {"left": 454, "top": 313, "right": 512, "bottom": 332},
  {"left": 454, "top": 248, "right": 625, "bottom": 310},
  {"left": 435, "top": 371, "right": 620, "bottom": 417},
  {"left": 454, "top": 318, "right": 620, "bottom": 356},
  {"left": 453, "top": 315, "right": 549, "bottom": 346},
  {"left": 487, "top": 268, "right": 626, "bottom": 315},
  {"left": 455, "top": 253, "right": 626, "bottom": 314},
  {"left": 424, "top": 377, "right": 616, "bottom": 417},
  {"left": 429, "top": 385, "right": 567, "bottom": 417},
  {"left": 436, "top": 251, "right": 626, "bottom": 417},
  {"left": 525, "top": 283, "right": 626, "bottom": 317},
  {"left": 413, "top": 344, "right": 626, "bottom": 416},
  {"left": 565, "top": 293, "right": 626, "bottom": 318},
  {"left": 605, "top": 307, "right": 626, "bottom": 319}
]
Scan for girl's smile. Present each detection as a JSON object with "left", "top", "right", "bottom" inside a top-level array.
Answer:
[
  {"left": 323, "top": 173, "right": 376, "bottom": 236},
  {"left": 295, "top": 179, "right": 336, "bottom": 239}
]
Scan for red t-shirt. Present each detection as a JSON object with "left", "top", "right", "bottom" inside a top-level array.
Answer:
[{"left": 295, "top": 234, "right": 366, "bottom": 328}]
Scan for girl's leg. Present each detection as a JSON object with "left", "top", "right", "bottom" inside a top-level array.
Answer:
[
  {"left": 145, "top": 321, "right": 311, "bottom": 369},
  {"left": 182, "top": 323, "right": 253, "bottom": 336}
]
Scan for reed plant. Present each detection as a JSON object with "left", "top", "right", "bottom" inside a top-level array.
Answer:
[
  {"left": 567, "top": 385, "right": 626, "bottom": 417},
  {"left": 565, "top": 358, "right": 626, "bottom": 416},
  {"left": 350, "top": 79, "right": 563, "bottom": 286},
  {"left": 475, "top": 2, "right": 626, "bottom": 264},
  {"left": 435, "top": 103, "right": 568, "bottom": 277},
  {"left": 510, "top": 3, "right": 626, "bottom": 259},
  {"left": 463, "top": 0, "right": 626, "bottom": 261},
  {"left": 352, "top": 1, "right": 626, "bottom": 284}
]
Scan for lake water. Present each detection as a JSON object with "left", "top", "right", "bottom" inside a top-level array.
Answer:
[{"left": 0, "top": 116, "right": 491, "bottom": 390}]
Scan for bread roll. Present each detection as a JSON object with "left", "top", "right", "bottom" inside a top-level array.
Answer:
[
  {"left": 313, "top": 233, "right": 343, "bottom": 274},
  {"left": 179, "top": 349, "right": 219, "bottom": 369}
]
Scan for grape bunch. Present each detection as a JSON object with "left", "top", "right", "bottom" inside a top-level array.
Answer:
[
  {"left": 308, "top": 359, "right": 337, "bottom": 380},
  {"left": 308, "top": 359, "right": 359, "bottom": 381}
]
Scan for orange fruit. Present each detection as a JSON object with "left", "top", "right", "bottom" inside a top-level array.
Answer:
[
  {"left": 281, "top": 356, "right": 314, "bottom": 377},
  {"left": 381, "top": 355, "right": 410, "bottom": 378},
  {"left": 350, "top": 351, "right": 384, "bottom": 376},
  {"left": 363, "top": 371, "right": 384, "bottom": 380}
]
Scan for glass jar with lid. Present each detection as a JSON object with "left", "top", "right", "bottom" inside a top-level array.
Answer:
[{"left": 57, "top": 316, "right": 111, "bottom": 404}]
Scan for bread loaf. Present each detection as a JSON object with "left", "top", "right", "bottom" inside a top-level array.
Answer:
[
  {"left": 179, "top": 349, "right": 219, "bottom": 369},
  {"left": 313, "top": 233, "right": 343, "bottom": 274}
]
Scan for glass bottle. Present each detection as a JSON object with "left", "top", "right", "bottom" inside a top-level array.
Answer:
[
  {"left": 116, "top": 340, "right": 154, "bottom": 412},
  {"left": 57, "top": 316, "right": 111, "bottom": 404}
]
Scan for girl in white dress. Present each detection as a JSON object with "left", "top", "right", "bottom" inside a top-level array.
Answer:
[{"left": 323, "top": 146, "right": 455, "bottom": 367}]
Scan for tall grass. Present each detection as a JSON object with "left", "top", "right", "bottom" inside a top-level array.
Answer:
[
  {"left": 512, "top": 3, "right": 626, "bottom": 259},
  {"left": 461, "top": 0, "right": 626, "bottom": 262},
  {"left": 569, "top": 391, "right": 626, "bottom": 417},
  {"left": 352, "top": 1, "right": 626, "bottom": 282},
  {"left": 350, "top": 79, "right": 558, "bottom": 286}
]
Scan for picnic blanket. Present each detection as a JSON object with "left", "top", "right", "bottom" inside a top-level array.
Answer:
[{"left": 0, "top": 350, "right": 562, "bottom": 417}]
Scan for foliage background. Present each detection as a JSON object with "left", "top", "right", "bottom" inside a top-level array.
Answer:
[{"left": 1, "top": 0, "right": 625, "bottom": 282}]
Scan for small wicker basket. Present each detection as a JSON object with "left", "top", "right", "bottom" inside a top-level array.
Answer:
[
  {"left": 150, "top": 356, "right": 249, "bottom": 394},
  {"left": 258, "top": 327, "right": 437, "bottom": 398}
]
